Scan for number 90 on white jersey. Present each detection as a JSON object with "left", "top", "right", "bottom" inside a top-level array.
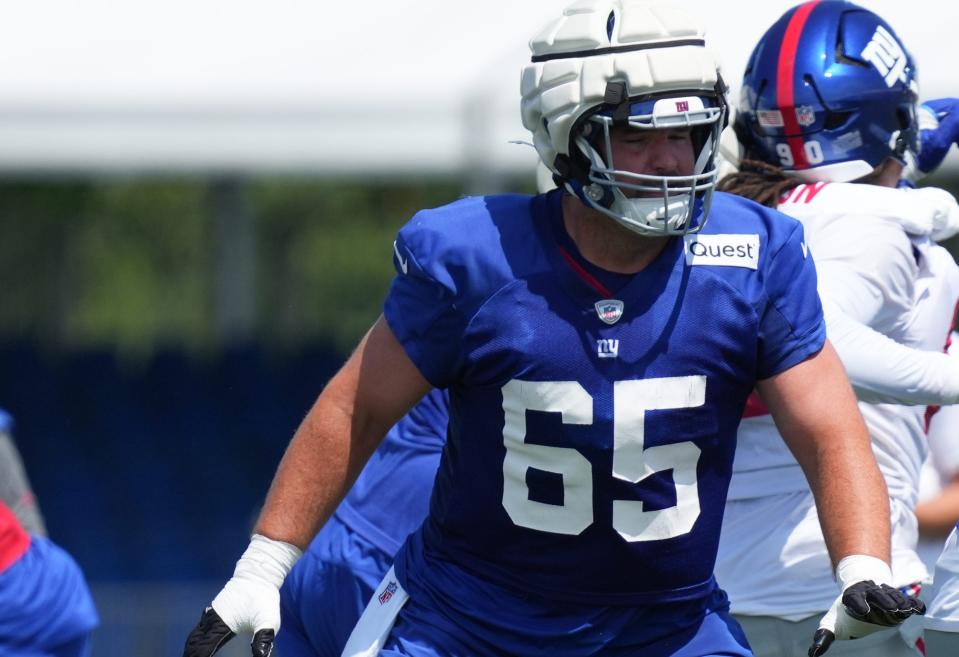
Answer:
[{"left": 501, "top": 376, "right": 706, "bottom": 543}]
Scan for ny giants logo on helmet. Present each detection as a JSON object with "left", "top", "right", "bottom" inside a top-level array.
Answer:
[
  {"left": 675, "top": 100, "right": 690, "bottom": 112},
  {"left": 860, "top": 25, "right": 908, "bottom": 88}
]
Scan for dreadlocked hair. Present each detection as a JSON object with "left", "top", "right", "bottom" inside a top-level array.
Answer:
[{"left": 717, "top": 159, "right": 804, "bottom": 209}]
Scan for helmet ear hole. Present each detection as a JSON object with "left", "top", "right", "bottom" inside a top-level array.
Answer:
[
  {"left": 824, "top": 110, "right": 854, "bottom": 130},
  {"left": 896, "top": 107, "right": 911, "bottom": 130}
]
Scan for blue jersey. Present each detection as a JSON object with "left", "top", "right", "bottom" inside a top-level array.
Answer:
[
  {"left": 0, "top": 533, "right": 98, "bottom": 657},
  {"left": 384, "top": 190, "right": 824, "bottom": 606},
  {"left": 333, "top": 388, "right": 448, "bottom": 556}
]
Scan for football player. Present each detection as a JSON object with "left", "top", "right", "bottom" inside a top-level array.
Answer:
[
  {"left": 914, "top": 98, "right": 959, "bottom": 573},
  {"left": 183, "top": 2, "right": 920, "bottom": 656},
  {"left": 715, "top": 2, "right": 959, "bottom": 655},
  {"left": 0, "top": 412, "right": 98, "bottom": 657}
]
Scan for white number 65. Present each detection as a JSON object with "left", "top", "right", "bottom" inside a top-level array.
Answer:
[{"left": 501, "top": 376, "right": 705, "bottom": 543}]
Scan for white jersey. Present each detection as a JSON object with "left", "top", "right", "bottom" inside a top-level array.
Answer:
[
  {"left": 918, "top": 334, "right": 959, "bottom": 572},
  {"left": 718, "top": 182, "right": 959, "bottom": 619}
]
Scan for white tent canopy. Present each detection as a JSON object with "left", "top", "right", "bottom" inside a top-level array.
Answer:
[{"left": 0, "top": 0, "right": 955, "bottom": 176}]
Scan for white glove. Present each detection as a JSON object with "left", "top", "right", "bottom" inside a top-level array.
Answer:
[
  {"left": 808, "top": 555, "right": 925, "bottom": 656},
  {"left": 183, "top": 534, "right": 302, "bottom": 657},
  {"left": 911, "top": 187, "right": 959, "bottom": 243}
]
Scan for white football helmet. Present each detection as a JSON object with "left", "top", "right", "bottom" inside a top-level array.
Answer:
[{"left": 521, "top": 0, "right": 728, "bottom": 236}]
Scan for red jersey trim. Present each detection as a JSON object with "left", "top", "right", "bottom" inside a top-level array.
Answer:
[
  {"left": 742, "top": 390, "right": 770, "bottom": 418},
  {"left": 0, "top": 501, "right": 31, "bottom": 573}
]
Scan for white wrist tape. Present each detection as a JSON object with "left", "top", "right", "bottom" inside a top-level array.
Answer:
[
  {"left": 817, "top": 555, "right": 896, "bottom": 639},
  {"left": 211, "top": 534, "right": 303, "bottom": 634},
  {"left": 835, "top": 554, "right": 893, "bottom": 592},
  {"left": 234, "top": 534, "right": 302, "bottom": 588}
]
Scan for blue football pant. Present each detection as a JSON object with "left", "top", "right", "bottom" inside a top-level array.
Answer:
[
  {"left": 278, "top": 517, "right": 393, "bottom": 657},
  {"left": 368, "top": 578, "right": 752, "bottom": 657}
]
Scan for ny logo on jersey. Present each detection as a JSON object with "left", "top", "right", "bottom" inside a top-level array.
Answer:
[
  {"left": 597, "top": 338, "right": 619, "bottom": 359},
  {"left": 860, "top": 25, "right": 908, "bottom": 88}
]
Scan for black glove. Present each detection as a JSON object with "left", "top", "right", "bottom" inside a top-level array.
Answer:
[
  {"left": 182, "top": 607, "right": 277, "bottom": 657},
  {"left": 808, "top": 581, "right": 925, "bottom": 657},
  {"left": 181, "top": 535, "right": 301, "bottom": 657}
]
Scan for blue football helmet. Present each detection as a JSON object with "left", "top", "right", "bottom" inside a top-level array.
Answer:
[{"left": 736, "top": 0, "right": 919, "bottom": 182}]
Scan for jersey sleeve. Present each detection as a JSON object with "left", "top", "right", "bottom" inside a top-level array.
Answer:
[
  {"left": 929, "top": 405, "right": 959, "bottom": 480},
  {"left": 824, "top": 305, "right": 959, "bottom": 406},
  {"left": 812, "top": 215, "right": 916, "bottom": 329},
  {"left": 756, "top": 221, "right": 826, "bottom": 379},
  {"left": 383, "top": 216, "right": 472, "bottom": 389},
  {"left": 928, "top": 336, "right": 959, "bottom": 476}
]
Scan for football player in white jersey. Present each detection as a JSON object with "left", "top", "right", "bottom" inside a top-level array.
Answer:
[
  {"left": 909, "top": 93, "right": 959, "bottom": 657},
  {"left": 914, "top": 97, "right": 959, "bottom": 578},
  {"left": 714, "top": 2, "right": 959, "bottom": 656}
]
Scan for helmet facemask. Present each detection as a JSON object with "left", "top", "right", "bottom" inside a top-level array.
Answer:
[
  {"left": 520, "top": 0, "right": 729, "bottom": 234},
  {"left": 563, "top": 84, "right": 727, "bottom": 237}
]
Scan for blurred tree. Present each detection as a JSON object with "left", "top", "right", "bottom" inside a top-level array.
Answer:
[
  {"left": 69, "top": 181, "right": 213, "bottom": 359},
  {"left": 254, "top": 178, "right": 464, "bottom": 353},
  {"left": 2, "top": 173, "right": 954, "bottom": 361},
  {"left": 0, "top": 176, "right": 536, "bottom": 360},
  {"left": 0, "top": 183, "right": 93, "bottom": 346}
]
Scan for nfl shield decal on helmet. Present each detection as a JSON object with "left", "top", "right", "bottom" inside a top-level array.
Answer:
[
  {"left": 795, "top": 105, "right": 816, "bottom": 127},
  {"left": 595, "top": 299, "right": 624, "bottom": 325}
]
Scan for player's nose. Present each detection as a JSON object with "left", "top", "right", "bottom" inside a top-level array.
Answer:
[{"left": 644, "top": 136, "right": 682, "bottom": 176}]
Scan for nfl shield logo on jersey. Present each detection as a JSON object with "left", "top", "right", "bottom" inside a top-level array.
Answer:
[
  {"left": 378, "top": 581, "right": 398, "bottom": 605},
  {"left": 594, "top": 299, "right": 624, "bottom": 325}
]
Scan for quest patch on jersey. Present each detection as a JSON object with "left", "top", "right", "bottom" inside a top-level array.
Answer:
[{"left": 683, "top": 234, "right": 760, "bottom": 270}]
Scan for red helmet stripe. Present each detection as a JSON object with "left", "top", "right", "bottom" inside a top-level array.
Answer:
[{"left": 776, "top": 0, "right": 822, "bottom": 169}]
